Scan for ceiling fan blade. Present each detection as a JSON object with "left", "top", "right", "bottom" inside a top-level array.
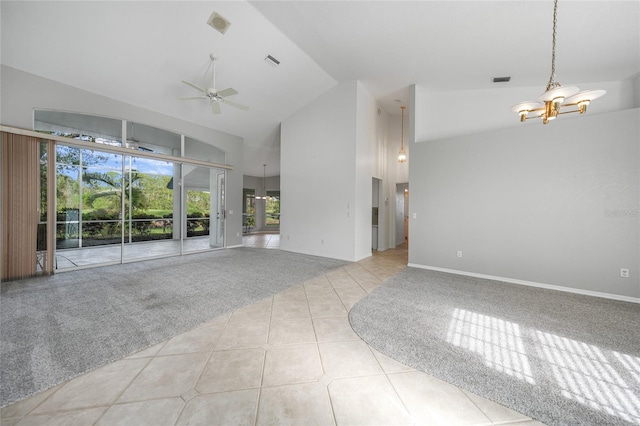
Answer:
[
  {"left": 222, "top": 99, "right": 249, "bottom": 111},
  {"left": 211, "top": 101, "right": 221, "bottom": 115},
  {"left": 181, "top": 80, "right": 207, "bottom": 93},
  {"left": 217, "top": 87, "right": 238, "bottom": 97},
  {"left": 222, "top": 99, "right": 250, "bottom": 111},
  {"left": 178, "top": 96, "right": 208, "bottom": 100}
]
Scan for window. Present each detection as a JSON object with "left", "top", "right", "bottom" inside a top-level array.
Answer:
[
  {"left": 243, "top": 188, "right": 256, "bottom": 233},
  {"left": 266, "top": 191, "right": 280, "bottom": 226},
  {"left": 31, "top": 110, "right": 230, "bottom": 271}
]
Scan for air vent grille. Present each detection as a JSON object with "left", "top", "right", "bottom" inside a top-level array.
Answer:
[
  {"left": 207, "top": 11, "right": 231, "bottom": 34},
  {"left": 265, "top": 55, "right": 280, "bottom": 66}
]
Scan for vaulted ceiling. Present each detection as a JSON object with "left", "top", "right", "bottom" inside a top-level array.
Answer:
[{"left": 2, "top": 1, "right": 638, "bottom": 176}]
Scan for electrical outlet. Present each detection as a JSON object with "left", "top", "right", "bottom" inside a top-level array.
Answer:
[
  {"left": 457, "top": 250, "right": 463, "bottom": 258},
  {"left": 321, "top": 239, "right": 324, "bottom": 245},
  {"left": 412, "top": 213, "right": 417, "bottom": 219},
  {"left": 621, "top": 268, "right": 629, "bottom": 278},
  {"left": 236, "top": 232, "right": 240, "bottom": 237}
]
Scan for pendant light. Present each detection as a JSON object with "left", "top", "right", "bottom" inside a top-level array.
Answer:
[
  {"left": 256, "top": 164, "right": 268, "bottom": 200},
  {"left": 511, "top": 0, "right": 605, "bottom": 124},
  {"left": 398, "top": 106, "right": 407, "bottom": 163}
]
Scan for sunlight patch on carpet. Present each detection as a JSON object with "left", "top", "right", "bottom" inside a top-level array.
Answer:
[
  {"left": 446, "top": 308, "right": 535, "bottom": 384},
  {"left": 534, "top": 331, "right": 640, "bottom": 424}
]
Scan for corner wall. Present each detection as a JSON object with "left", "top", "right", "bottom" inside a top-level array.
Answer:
[
  {"left": 408, "top": 107, "right": 640, "bottom": 299},
  {"left": 280, "top": 81, "right": 389, "bottom": 261},
  {"left": 280, "top": 81, "right": 358, "bottom": 260}
]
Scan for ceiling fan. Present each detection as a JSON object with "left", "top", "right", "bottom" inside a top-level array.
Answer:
[{"left": 179, "top": 53, "right": 249, "bottom": 115}]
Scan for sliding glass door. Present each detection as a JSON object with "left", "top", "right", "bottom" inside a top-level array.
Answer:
[
  {"left": 122, "top": 155, "right": 181, "bottom": 262},
  {"left": 54, "top": 143, "right": 225, "bottom": 270},
  {"left": 183, "top": 165, "right": 225, "bottom": 253},
  {"left": 55, "top": 146, "right": 123, "bottom": 268}
]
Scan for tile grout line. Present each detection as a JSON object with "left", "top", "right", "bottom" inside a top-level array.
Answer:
[
  {"left": 173, "top": 312, "right": 231, "bottom": 425},
  {"left": 4, "top": 340, "right": 165, "bottom": 423},
  {"left": 253, "top": 293, "right": 275, "bottom": 426},
  {"left": 185, "top": 314, "right": 231, "bottom": 391},
  {"left": 462, "top": 388, "right": 504, "bottom": 426},
  {"left": 309, "top": 272, "right": 339, "bottom": 426},
  {"left": 367, "top": 346, "right": 417, "bottom": 425},
  {"left": 92, "top": 354, "right": 157, "bottom": 426}
]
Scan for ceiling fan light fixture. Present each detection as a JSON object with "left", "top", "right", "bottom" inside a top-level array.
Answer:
[
  {"left": 207, "top": 11, "right": 231, "bottom": 35},
  {"left": 511, "top": 0, "right": 604, "bottom": 124}
]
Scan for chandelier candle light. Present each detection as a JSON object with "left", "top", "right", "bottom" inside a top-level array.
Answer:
[
  {"left": 398, "top": 105, "right": 407, "bottom": 163},
  {"left": 511, "top": 0, "right": 605, "bottom": 124}
]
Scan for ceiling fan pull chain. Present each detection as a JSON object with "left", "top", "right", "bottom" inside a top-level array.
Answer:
[{"left": 212, "top": 56, "right": 217, "bottom": 90}]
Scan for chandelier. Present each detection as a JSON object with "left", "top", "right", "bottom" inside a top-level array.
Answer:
[
  {"left": 511, "top": 0, "right": 605, "bottom": 124},
  {"left": 398, "top": 105, "right": 407, "bottom": 163}
]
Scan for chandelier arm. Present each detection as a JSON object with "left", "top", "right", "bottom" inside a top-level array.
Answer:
[{"left": 557, "top": 109, "right": 581, "bottom": 115}]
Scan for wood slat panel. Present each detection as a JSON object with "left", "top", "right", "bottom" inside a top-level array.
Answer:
[{"left": 1, "top": 132, "right": 41, "bottom": 281}]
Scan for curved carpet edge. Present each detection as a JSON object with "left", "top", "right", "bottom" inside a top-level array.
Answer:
[{"left": 349, "top": 267, "right": 640, "bottom": 426}]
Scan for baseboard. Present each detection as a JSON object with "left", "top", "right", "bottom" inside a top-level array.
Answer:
[
  {"left": 279, "top": 247, "right": 354, "bottom": 262},
  {"left": 227, "top": 244, "right": 244, "bottom": 249},
  {"left": 407, "top": 263, "right": 640, "bottom": 304}
]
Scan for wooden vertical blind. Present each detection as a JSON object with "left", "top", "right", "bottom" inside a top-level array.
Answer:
[{"left": 1, "top": 132, "right": 41, "bottom": 281}]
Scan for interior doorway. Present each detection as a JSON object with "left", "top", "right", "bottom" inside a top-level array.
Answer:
[
  {"left": 396, "top": 183, "right": 409, "bottom": 246},
  {"left": 372, "top": 178, "right": 381, "bottom": 250}
]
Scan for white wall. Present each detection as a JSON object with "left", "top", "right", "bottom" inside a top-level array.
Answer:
[
  {"left": 280, "top": 81, "right": 389, "bottom": 261},
  {"left": 634, "top": 73, "right": 640, "bottom": 108},
  {"left": 408, "top": 106, "right": 640, "bottom": 299},
  {"left": 355, "top": 82, "right": 378, "bottom": 260},
  {"left": 280, "top": 81, "right": 358, "bottom": 260},
  {"left": 1, "top": 66, "right": 245, "bottom": 247}
]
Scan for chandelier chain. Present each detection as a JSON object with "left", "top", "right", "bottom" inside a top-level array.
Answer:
[
  {"left": 512, "top": 0, "right": 605, "bottom": 123},
  {"left": 401, "top": 106, "right": 405, "bottom": 148},
  {"left": 547, "top": 0, "right": 560, "bottom": 90}
]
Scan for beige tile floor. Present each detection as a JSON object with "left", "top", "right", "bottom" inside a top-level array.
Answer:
[
  {"left": 1, "top": 240, "right": 545, "bottom": 426},
  {"left": 242, "top": 233, "right": 281, "bottom": 249}
]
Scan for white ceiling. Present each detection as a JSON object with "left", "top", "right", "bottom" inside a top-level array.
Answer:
[{"left": 2, "top": 1, "right": 639, "bottom": 177}]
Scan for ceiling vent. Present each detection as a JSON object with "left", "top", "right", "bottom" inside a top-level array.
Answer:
[
  {"left": 493, "top": 76, "right": 511, "bottom": 83},
  {"left": 207, "top": 11, "right": 231, "bottom": 35},
  {"left": 264, "top": 55, "right": 280, "bottom": 67}
]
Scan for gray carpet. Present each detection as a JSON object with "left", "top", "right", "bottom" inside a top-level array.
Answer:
[
  {"left": 0, "top": 247, "right": 348, "bottom": 407},
  {"left": 349, "top": 268, "right": 640, "bottom": 426}
]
